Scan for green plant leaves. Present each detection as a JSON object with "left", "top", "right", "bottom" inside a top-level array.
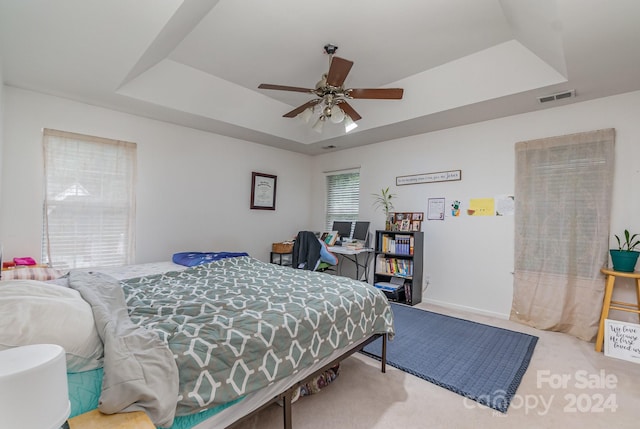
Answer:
[
  {"left": 615, "top": 229, "right": 640, "bottom": 251},
  {"left": 372, "top": 187, "right": 396, "bottom": 217}
]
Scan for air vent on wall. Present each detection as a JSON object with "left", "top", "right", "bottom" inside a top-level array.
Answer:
[{"left": 537, "top": 89, "right": 575, "bottom": 103}]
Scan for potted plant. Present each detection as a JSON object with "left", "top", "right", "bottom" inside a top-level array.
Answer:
[
  {"left": 372, "top": 187, "right": 396, "bottom": 230},
  {"left": 610, "top": 229, "right": 640, "bottom": 272}
]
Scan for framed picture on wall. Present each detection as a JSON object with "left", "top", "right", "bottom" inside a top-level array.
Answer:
[{"left": 250, "top": 172, "right": 277, "bottom": 210}]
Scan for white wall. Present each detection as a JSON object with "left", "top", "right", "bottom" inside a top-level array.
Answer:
[
  {"left": 0, "top": 87, "right": 313, "bottom": 263},
  {"left": 3, "top": 85, "right": 639, "bottom": 320},
  {"left": 310, "top": 90, "right": 640, "bottom": 318},
  {"left": 0, "top": 58, "right": 4, "bottom": 225}
]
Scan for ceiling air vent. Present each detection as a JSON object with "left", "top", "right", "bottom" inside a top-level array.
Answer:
[{"left": 537, "top": 89, "right": 575, "bottom": 104}]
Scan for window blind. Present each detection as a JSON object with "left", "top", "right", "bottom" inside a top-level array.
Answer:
[
  {"left": 325, "top": 171, "right": 360, "bottom": 232},
  {"left": 42, "top": 129, "right": 137, "bottom": 269},
  {"left": 515, "top": 139, "right": 613, "bottom": 277}
]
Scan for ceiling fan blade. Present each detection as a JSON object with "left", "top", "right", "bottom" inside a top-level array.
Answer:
[
  {"left": 347, "top": 88, "right": 404, "bottom": 99},
  {"left": 326, "top": 56, "right": 354, "bottom": 88},
  {"left": 258, "top": 83, "right": 315, "bottom": 93},
  {"left": 338, "top": 101, "right": 362, "bottom": 122},
  {"left": 283, "top": 99, "right": 321, "bottom": 118}
]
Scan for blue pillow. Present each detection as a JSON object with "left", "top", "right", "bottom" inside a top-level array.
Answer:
[{"left": 172, "top": 252, "right": 249, "bottom": 267}]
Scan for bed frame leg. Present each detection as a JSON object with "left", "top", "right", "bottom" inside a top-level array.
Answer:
[
  {"left": 381, "top": 333, "right": 387, "bottom": 373},
  {"left": 282, "top": 389, "right": 293, "bottom": 429}
]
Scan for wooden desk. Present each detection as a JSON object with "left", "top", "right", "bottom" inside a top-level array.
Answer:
[
  {"left": 67, "top": 410, "right": 154, "bottom": 429},
  {"left": 595, "top": 268, "right": 640, "bottom": 352}
]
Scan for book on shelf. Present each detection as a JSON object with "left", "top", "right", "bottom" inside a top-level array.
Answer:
[
  {"left": 374, "top": 276, "right": 405, "bottom": 292},
  {"left": 393, "top": 234, "right": 416, "bottom": 255},
  {"left": 374, "top": 282, "right": 403, "bottom": 292},
  {"left": 404, "top": 282, "right": 412, "bottom": 303},
  {"left": 394, "top": 234, "right": 408, "bottom": 255},
  {"left": 381, "top": 234, "right": 395, "bottom": 253},
  {"left": 375, "top": 255, "right": 413, "bottom": 277},
  {"left": 379, "top": 234, "right": 414, "bottom": 255}
]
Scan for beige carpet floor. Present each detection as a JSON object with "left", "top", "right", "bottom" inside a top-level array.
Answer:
[{"left": 233, "top": 302, "right": 640, "bottom": 429}]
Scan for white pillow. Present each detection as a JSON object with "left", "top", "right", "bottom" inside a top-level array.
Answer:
[{"left": 0, "top": 280, "right": 103, "bottom": 372}]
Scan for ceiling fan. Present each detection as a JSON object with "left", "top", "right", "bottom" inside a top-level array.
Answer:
[{"left": 258, "top": 44, "right": 404, "bottom": 132}]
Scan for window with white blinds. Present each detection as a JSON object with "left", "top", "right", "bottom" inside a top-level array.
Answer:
[
  {"left": 514, "top": 133, "right": 614, "bottom": 277},
  {"left": 42, "top": 129, "right": 137, "bottom": 269},
  {"left": 325, "top": 170, "right": 360, "bottom": 232}
]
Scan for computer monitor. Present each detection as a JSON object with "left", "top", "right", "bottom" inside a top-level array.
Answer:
[
  {"left": 332, "top": 221, "right": 353, "bottom": 240},
  {"left": 352, "top": 221, "right": 370, "bottom": 242}
]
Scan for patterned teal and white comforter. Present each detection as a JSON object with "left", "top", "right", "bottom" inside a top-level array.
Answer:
[{"left": 120, "top": 256, "right": 394, "bottom": 416}]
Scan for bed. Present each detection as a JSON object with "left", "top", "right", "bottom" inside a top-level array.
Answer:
[{"left": 1, "top": 255, "right": 394, "bottom": 429}]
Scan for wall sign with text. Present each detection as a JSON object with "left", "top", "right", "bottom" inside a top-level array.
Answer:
[{"left": 396, "top": 170, "right": 461, "bottom": 186}]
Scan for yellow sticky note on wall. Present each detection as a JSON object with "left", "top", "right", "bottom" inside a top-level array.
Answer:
[{"left": 467, "top": 198, "right": 495, "bottom": 216}]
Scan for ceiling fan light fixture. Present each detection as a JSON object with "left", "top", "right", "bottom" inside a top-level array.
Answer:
[
  {"left": 258, "top": 44, "right": 403, "bottom": 134},
  {"left": 329, "top": 105, "right": 345, "bottom": 123},
  {"left": 298, "top": 107, "right": 313, "bottom": 123},
  {"left": 344, "top": 115, "right": 358, "bottom": 133},
  {"left": 312, "top": 116, "right": 325, "bottom": 133}
]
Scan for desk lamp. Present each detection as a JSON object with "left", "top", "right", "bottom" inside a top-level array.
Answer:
[{"left": 0, "top": 344, "right": 70, "bottom": 429}]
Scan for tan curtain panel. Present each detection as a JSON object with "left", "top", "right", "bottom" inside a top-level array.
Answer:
[{"left": 511, "top": 129, "right": 615, "bottom": 341}]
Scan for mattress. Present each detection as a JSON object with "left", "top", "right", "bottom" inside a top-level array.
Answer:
[
  {"left": 76, "top": 261, "right": 187, "bottom": 280},
  {"left": 67, "top": 367, "right": 241, "bottom": 429},
  {"left": 67, "top": 336, "right": 370, "bottom": 429}
]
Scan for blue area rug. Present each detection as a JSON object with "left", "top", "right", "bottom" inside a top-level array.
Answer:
[{"left": 362, "top": 303, "right": 538, "bottom": 413}]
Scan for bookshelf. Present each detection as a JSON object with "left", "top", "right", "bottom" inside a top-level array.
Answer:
[{"left": 373, "top": 230, "right": 423, "bottom": 306}]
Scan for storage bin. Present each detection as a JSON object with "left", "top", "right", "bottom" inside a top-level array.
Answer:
[{"left": 272, "top": 242, "right": 293, "bottom": 253}]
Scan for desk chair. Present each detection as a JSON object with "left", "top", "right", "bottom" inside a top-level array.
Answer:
[
  {"left": 292, "top": 231, "right": 338, "bottom": 272},
  {"left": 317, "top": 245, "right": 338, "bottom": 273}
]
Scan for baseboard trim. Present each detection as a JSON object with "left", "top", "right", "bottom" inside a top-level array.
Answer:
[{"left": 421, "top": 298, "right": 509, "bottom": 320}]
